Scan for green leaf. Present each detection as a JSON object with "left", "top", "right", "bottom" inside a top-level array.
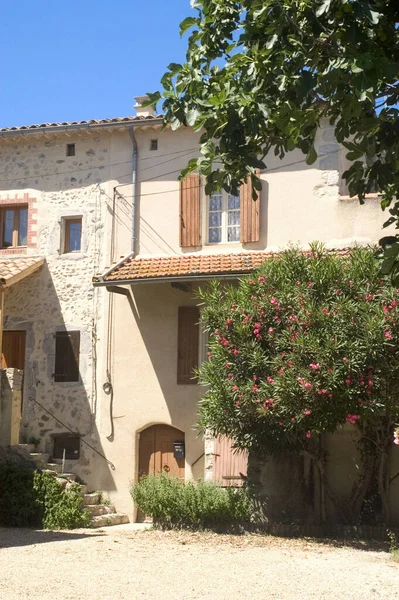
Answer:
[
  {"left": 179, "top": 16, "right": 197, "bottom": 36},
  {"left": 306, "top": 147, "right": 317, "bottom": 165},
  {"left": 167, "top": 63, "right": 183, "bottom": 74},
  {"left": 186, "top": 108, "right": 200, "bottom": 126},
  {"left": 316, "top": 0, "right": 331, "bottom": 17},
  {"left": 266, "top": 34, "right": 278, "bottom": 50}
]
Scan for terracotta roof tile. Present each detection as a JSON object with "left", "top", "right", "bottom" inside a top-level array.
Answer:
[
  {"left": 0, "top": 256, "right": 44, "bottom": 287},
  {"left": 95, "top": 248, "right": 352, "bottom": 284},
  {"left": 96, "top": 252, "right": 279, "bottom": 283}
]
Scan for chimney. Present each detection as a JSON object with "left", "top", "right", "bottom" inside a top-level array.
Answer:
[{"left": 134, "top": 95, "right": 155, "bottom": 117}]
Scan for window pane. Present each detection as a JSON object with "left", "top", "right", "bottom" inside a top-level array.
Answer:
[
  {"left": 68, "top": 221, "right": 82, "bottom": 252},
  {"left": 18, "top": 209, "right": 28, "bottom": 246},
  {"left": 209, "top": 228, "right": 222, "bottom": 243},
  {"left": 228, "top": 211, "right": 240, "bottom": 226},
  {"left": 228, "top": 194, "right": 240, "bottom": 210},
  {"left": 228, "top": 227, "right": 240, "bottom": 242},
  {"left": 209, "top": 194, "right": 222, "bottom": 211},
  {"left": 209, "top": 212, "right": 222, "bottom": 227},
  {"left": 3, "top": 210, "right": 14, "bottom": 247}
]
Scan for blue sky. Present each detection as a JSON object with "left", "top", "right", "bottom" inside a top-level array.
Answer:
[{"left": 1, "top": 1, "right": 194, "bottom": 128}]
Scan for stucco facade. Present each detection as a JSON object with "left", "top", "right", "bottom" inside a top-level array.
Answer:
[{"left": 0, "top": 108, "right": 394, "bottom": 520}]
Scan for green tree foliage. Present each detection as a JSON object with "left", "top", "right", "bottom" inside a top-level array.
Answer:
[
  {"left": 149, "top": 1, "right": 399, "bottom": 278},
  {"left": 198, "top": 246, "right": 399, "bottom": 522}
]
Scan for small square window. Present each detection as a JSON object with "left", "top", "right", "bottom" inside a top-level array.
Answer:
[
  {"left": 66, "top": 143, "right": 76, "bottom": 157},
  {"left": 150, "top": 139, "right": 158, "bottom": 151},
  {"left": 64, "top": 217, "right": 82, "bottom": 253},
  {"left": 53, "top": 435, "right": 80, "bottom": 460},
  {"left": 0, "top": 206, "right": 28, "bottom": 248}
]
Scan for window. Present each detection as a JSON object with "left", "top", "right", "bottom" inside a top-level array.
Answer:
[
  {"left": 177, "top": 306, "right": 199, "bottom": 384},
  {"left": 64, "top": 217, "right": 82, "bottom": 253},
  {"left": 54, "top": 331, "right": 80, "bottom": 382},
  {"left": 150, "top": 139, "right": 158, "bottom": 151},
  {"left": 53, "top": 434, "right": 80, "bottom": 460},
  {"left": 66, "top": 143, "right": 76, "bottom": 157},
  {"left": 208, "top": 191, "right": 240, "bottom": 243},
  {"left": 0, "top": 206, "right": 28, "bottom": 248}
]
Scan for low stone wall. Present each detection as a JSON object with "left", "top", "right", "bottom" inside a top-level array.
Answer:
[{"left": 0, "top": 368, "right": 23, "bottom": 447}]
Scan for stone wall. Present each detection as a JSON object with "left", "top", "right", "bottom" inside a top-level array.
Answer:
[
  {"left": 0, "top": 128, "right": 133, "bottom": 491},
  {"left": 0, "top": 368, "right": 23, "bottom": 447}
]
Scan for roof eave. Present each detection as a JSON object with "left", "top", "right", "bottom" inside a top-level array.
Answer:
[
  {"left": 93, "top": 272, "right": 251, "bottom": 287},
  {"left": 0, "top": 118, "right": 164, "bottom": 139}
]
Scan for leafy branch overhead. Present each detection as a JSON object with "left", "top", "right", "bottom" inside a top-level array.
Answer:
[{"left": 148, "top": 0, "right": 399, "bottom": 280}]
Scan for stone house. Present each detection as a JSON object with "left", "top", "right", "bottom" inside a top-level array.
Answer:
[{"left": 0, "top": 98, "right": 397, "bottom": 522}]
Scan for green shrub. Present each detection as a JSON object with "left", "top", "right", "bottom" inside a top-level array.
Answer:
[
  {"left": 0, "top": 463, "right": 42, "bottom": 527},
  {"left": 0, "top": 464, "right": 90, "bottom": 529},
  {"left": 33, "top": 472, "right": 90, "bottom": 530},
  {"left": 131, "top": 473, "right": 252, "bottom": 529}
]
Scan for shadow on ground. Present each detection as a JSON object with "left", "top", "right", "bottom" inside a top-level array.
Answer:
[{"left": 0, "top": 527, "right": 104, "bottom": 549}]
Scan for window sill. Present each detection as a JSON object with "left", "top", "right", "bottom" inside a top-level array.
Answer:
[
  {"left": 58, "top": 251, "right": 84, "bottom": 260},
  {"left": 0, "top": 246, "right": 27, "bottom": 255}
]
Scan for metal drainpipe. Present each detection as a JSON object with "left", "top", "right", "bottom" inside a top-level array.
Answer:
[{"left": 129, "top": 125, "right": 138, "bottom": 254}]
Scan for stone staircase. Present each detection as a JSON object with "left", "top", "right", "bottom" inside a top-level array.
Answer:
[{"left": 18, "top": 444, "right": 129, "bottom": 528}]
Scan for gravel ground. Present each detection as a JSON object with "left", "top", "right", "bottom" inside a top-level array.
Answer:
[{"left": 1, "top": 526, "right": 398, "bottom": 600}]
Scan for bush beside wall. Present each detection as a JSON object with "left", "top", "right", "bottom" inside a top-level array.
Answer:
[
  {"left": 0, "top": 464, "right": 90, "bottom": 529},
  {"left": 131, "top": 473, "right": 252, "bottom": 529}
]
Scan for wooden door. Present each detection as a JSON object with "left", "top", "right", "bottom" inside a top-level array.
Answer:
[
  {"left": 139, "top": 425, "right": 185, "bottom": 479},
  {"left": 1, "top": 330, "right": 26, "bottom": 412},
  {"left": 2, "top": 331, "right": 26, "bottom": 369},
  {"left": 213, "top": 436, "right": 248, "bottom": 487}
]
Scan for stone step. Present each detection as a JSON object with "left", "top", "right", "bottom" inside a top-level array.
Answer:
[
  {"left": 46, "top": 462, "right": 62, "bottom": 474},
  {"left": 17, "top": 444, "right": 39, "bottom": 454},
  {"left": 57, "top": 472, "right": 76, "bottom": 481},
  {"left": 42, "top": 469, "right": 59, "bottom": 477},
  {"left": 29, "top": 453, "right": 50, "bottom": 468},
  {"left": 83, "top": 492, "right": 100, "bottom": 506},
  {"left": 86, "top": 504, "right": 116, "bottom": 517},
  {"left": 90, "top": 513, "right": 130, "bottom": 528}
]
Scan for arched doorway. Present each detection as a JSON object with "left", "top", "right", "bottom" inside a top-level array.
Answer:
[{"left": 139, "top": 424, "right": 185, "bottom": 479}]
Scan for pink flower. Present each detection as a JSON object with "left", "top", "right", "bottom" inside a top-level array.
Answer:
[
  {"left": 345, "top": 379, "right": 351, "bottom": 386},
  {"left": 343, "top": 357, "right": 348, "bottom": 362},
  {"left": 365, "top": 293, "right": 374, "bottom": 301},
  {"left": 233, "top": 349, "right": 240, "bottom": 356},
  {"left": 270, "top": 297, "right": 277, "bottom": 305},
  {"left": 227, "top": 373, "right": 234, "bottom": 379},
  {"left": 304, "top": 382, "right": 312, "bottom": 389},
  {"left": 248, "top": 280, "right": 255, "bottom": 285},
  {"left": 279, "top": 421, "right": 284, "bottom": 426},
  {"left": 385, "top": 331, "right": 392, "bottom": 339},
  {"left": 394, "top": 438, "right": 399, "bottom": 445},
  {"left": 232, "top": 386, "right": 239, "bottom": 391},
  {"left": 252, "top": 385, "right": 259, "bottom": 392},
  {"left": 346, "top": 414, "right": 360, "bottom": 425},
  {"left": 306, "top": 431, "right": 311, "bottom": 438},
  {"left": 309, "top": 363, "right": 320, "bottom": 370},
  {"left": 235, "top": 401, "right": 240, "bottom": 406},
  {"left": 304, "top": 410, "right": 311, "bottom": 415},
  {"left": 308, "top": 282, "right": 313, "bottom": 288},
  {"left": 268, "top": 327, "right": 274, "bottom": 334},
  {"left": 291, "top": 417, "right": 295, "bottom": 422},
  {"left": 349, "top": 280, "right": 353, "bottom": 286},
  {"left": 296, "top": 281, "right": 301, "bottom": 286},
  {"left": 267, "top": 376, "right": 275, "bottom": 383}
]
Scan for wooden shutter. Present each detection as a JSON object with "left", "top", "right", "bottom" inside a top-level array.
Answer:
[
  {"left": 240, "top": 169, "right": 260, "bottom": 243},
  {"left": 177, "top": 306, "right": 200, "bottom": 384},
  {"left": 180, "top": 173, "right": 200, "bottom": 247},
  {"left": 54, "top": 331, "right": 80, "bottom": 382}
]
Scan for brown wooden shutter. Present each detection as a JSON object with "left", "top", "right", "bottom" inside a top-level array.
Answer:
[
  {"left": 54, "top": 331, "right": 80, "bottom": 382},
  {"left": 240, "top": 169, "right": 260, "bottom": 243},
  {"left": 180, "top": 173, "right": 200, "bottom": 247},
  {"left": 177, "top": 306, "right": 200, "bottom": 384}
]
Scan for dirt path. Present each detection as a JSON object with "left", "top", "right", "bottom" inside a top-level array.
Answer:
[{"left": 1, "top": 526, "right": 398, "bottom": 599}]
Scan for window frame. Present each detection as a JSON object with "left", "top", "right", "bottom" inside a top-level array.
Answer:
[
  {"left": 206, "top": 190, "right": 241, "bottom": 245},
  {"left": 53, "top": 330, "right": 80, "bottom": 383},
  {"left": 0, "top": 205, "right": 29, "bottom": 249},
  {"left": 63, "top": 217, "right": 82, "bottom": 254}
]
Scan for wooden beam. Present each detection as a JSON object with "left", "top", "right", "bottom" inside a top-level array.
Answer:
[{"left": 0, "top": 290, "right": 4, "bottom": 366}]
